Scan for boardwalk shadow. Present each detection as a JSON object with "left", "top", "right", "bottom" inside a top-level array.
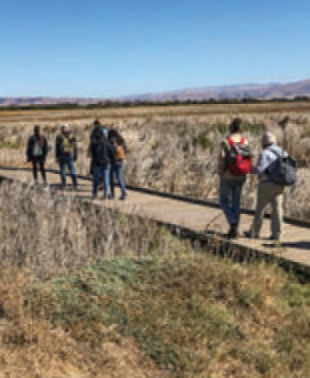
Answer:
[{"left": 263, "top": 241, "right": 310, "bottom": 251}]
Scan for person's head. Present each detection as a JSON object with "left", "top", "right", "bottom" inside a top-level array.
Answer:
[
  {"left": 61, "top": 123, "right": 70, "bottom": 135},
  {"left": 34, "top": 125, "right": 41, "bottom": 136},
  {"left": 94, "top": 118, "right": 102, "bottom": 126},
  {"left": 108, "top": 129, "right": 117, "bottom": 141},
  {"left": 110, "top": 135, "right": 117, "bottom": 146},
  {"left": 261, "top": 132, "right": 276, "bottom": 148},
  {"left": 229, "top": 118, "right": 243, "bottom": 134}
]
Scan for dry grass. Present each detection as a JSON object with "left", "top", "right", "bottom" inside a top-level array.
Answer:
[
  {"left": 0, "top": 104, "right": 310, "bottom": 218},
  {"left": 0, "top": 180, "right": 310, "bottom": 376},
  {"left": 0, "top": 181, "right": 180, "bottom": 276}
]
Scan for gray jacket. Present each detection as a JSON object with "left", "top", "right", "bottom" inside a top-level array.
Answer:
[{"left": 255, "top": 144, "right": 287, "bottom": 182}]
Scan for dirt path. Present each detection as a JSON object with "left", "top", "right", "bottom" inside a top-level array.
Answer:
[{"left": 1, "top": 167, "right": 310, "bottom": 270}]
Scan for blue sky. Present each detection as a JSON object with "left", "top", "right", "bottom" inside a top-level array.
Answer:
[{"left": 0, "top": 0, "right": 309, "bottom": 97}]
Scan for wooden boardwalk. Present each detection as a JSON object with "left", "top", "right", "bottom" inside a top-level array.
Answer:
[{"left": 1, "top": 167, "right": 310, "bottom": 271}]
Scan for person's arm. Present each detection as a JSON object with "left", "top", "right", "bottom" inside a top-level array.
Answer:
[
  {"left": 87, "top": 142, "right": 92, "bottom": 158},
  {"left": 26, "top": 136, "right": 32, "bottom": 162},
  {"left": 109, "top": 143, "right": 116, "bottom": 162},
  {"left": 252, "top": 152, "right": 268, "bottom": 174},
  {"left": 73, "top": 138, "right": 78, "bottom": 161},
  {"left": 217, "top": 141, "right": 227, "bottom": 174},
  {"left": 43, "top": 137, "right": 49, "bottom": 158},
  {"left": 55, "top": 135, "right": 62, "bottom": 160}
]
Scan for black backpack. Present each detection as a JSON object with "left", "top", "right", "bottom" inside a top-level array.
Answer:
[{"left": 266, "top": 148, "right": 297, "bottom": 186}]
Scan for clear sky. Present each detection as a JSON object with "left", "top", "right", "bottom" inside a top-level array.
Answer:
[{"left": 1, "top": 0, "right": 309, "bottom": 98}]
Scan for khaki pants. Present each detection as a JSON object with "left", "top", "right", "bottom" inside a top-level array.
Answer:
[{"left": 251, "top": 181, "right": 284, "bottom": 240}]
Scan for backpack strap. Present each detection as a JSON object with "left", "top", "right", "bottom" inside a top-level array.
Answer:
[
  {"left": 227, "top": 137, "right": 245, "bottom": 146},
  {"left": 227, "top": 137, "right": 236, "bottom": 146},
  {"left": 268, "top": 146, "right": 284, "bottom": 159}
]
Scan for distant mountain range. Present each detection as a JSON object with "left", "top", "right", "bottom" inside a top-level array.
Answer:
[
  {"left": 2, "top": 79, "right": 310, "bottom": 107},
  {"left": 123, "top": 79, "right": 310, "bottom": 102}
]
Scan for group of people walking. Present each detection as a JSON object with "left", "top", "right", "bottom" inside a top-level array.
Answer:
[
  {"left": 26, "top": 116, "right": 296, "bottom": 241},
  {"left": 26, "top": 118, "right": 127, "bottom": 200},
  {"left": 218, "top": 118, "right": 297, "bottom": 242}
]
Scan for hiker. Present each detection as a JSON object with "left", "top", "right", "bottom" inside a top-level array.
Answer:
[
  {"left": 88, "top": 118, "right": 109, "bottom": 175},
  {"left": 218, "top": 118, "right": 252, "bottom": 238},
  {"left": 55, "top": 124, "right": 78, "bottom": 189},
  {"left": 26, "top": 125, "right": 49, "bottom": 185},
  {"left": 245, "top": 132, "right": 288, "bottom": 241},
  {"left": 90, "top": 118, "right": 109, "bottom": 142},
  {"left": 108, "top": 129, "right": 127, "bottom": 200},
  {"left": 89, "top": 130, "right": 114, "bottom": 199}
]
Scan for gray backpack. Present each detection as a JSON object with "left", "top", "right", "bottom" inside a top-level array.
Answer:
[{"left": 266, "top": 148, "right": 297, "bottom": 186}]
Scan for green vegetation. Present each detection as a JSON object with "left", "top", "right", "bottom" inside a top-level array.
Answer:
[
  {"left": 241, "top": 122, "right": 265, "bottom": 136},
  {"left": 193, "top": 133, "right": 213, "bottom": 149},
  {"left": 25, "top": 252, "right": 310, "bottom": 377},
  {"left": 0, "top": 141, "right": 22, "bottom": 150}
]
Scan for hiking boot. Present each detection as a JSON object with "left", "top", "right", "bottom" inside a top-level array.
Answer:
[
  {"left": 227, "top": 224, "right": 238, "bottom": 239},
  {"left": 61, "top": 177, "right": 66, "bottom": 190},
  {"left": 119, "top": 193, "right": 127, "bottom": 201},
  {"left": 244, "top": 231, "right": 258, "bottom": 239},
  {"left": 72, "top": 176, "right": 78, "bottom": 189}
]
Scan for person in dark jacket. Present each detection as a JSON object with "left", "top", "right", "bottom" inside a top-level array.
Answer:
[
  {"left": 55, "top": 124, "right": 78, "bottom": 189},
  {"left": 88, "top": 118, "right": 106, "bottom": 176},
  {"left": 89, "top": 132, "right": 114, "bottom": 199},
  {"left": 26, "top": 125, "right": 49, "bottom": 185}
]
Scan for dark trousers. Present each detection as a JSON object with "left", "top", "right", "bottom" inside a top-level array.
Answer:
[{"left": 32, "top": 157, "right": 46, "bottom": 183}]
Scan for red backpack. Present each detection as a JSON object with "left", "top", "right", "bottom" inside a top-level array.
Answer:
[{"left": 227, "top": 137, "right": 252, "bottom": 176}]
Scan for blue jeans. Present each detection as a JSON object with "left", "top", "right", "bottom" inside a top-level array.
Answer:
[
  {"left": 219, "top": 177, "right": 245, "bottom": 226},
  {"left": 93, "top": 164, "right": 110, "bottom": 198},
  {"left": 59, "top": 155, "right": 77, "bottom": 186},
  {"left": 110, "top": 163, "right": 126, "bottom": 197}
]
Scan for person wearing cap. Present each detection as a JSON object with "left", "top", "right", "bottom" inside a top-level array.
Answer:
[
  {"left": 26, "top": 125, "right": 49, "bottom": 185},
  {"left": 246, "top": 131, "right": 286, "bottom": 241},
  {"left": 55, "top": 124, "right": 78, "bottom": 189}
]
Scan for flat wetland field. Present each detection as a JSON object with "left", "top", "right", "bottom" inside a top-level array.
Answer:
[
  {"left": 1, "top": 102, "right": 310, "bottom": 377},
  {"left": 2, "top": 101, "right": 310, "bottom": 121}
]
